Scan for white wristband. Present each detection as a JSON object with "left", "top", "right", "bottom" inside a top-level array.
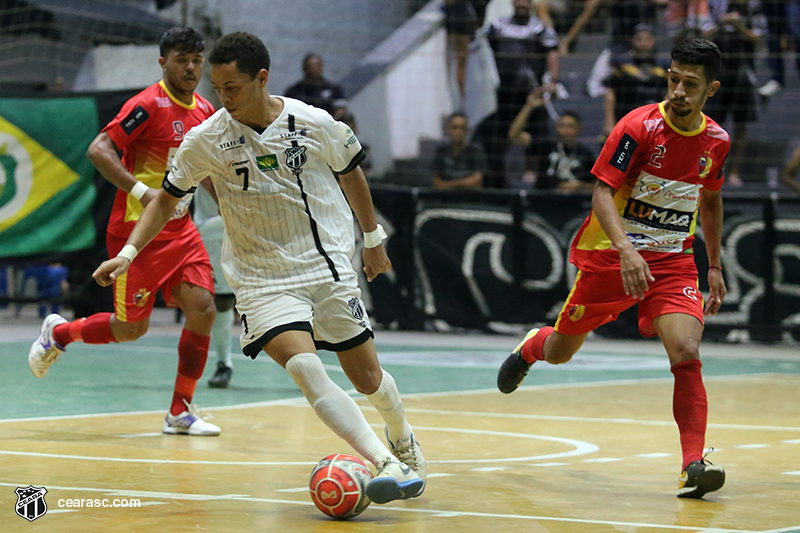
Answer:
[
  {"left": 117, "top": 244, "right": 138, "bottom": 262},
  {"left": 363, "top": 224, "right": 387, "bottom": 249},
  {"left": 129, "top": 181, "right": 149, "bottom": 201}
]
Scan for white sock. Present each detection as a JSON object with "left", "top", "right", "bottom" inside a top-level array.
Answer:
[
  {"left": 211, "top": 307, "right": 234, "bottom": 367},
  {"left": 366, "top": 369, "right": 413, "bottom": 444},
  {"left": 285, "top": 353, "right": 392, "bottom": 466}
]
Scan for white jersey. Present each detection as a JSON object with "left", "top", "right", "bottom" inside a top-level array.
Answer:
[{"left": 166, "top": 96, "right": 365, "bottom": 299}]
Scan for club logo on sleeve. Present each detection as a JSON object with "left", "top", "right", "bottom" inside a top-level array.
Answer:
[
  {"left": 256, "top": 154, "right": 279, "bottom": 172},
  {"left": 609, "top": 133, "right": 638, "bottom": 172},
  {"left": 698, "top": 153, "right": 713, "bottom": 179},
  {"left": 121, "top": 105, "right": 149, "bottom": 135},
  {"left": 15, "top": 486, "right": 47, "bottom": 522},
  {"left": 568, "top": 304, "right": 585, "bottom": 321}
]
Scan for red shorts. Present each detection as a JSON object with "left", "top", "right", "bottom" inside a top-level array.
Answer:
[
  {"left": 107, "top": 227, "right": 214, "bottom": 323},
  {"left": 554, "top": 255, "right": 704, "bottom": 337}
]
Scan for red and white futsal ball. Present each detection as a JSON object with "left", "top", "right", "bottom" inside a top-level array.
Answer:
[{"left": 309, "top": 454, "right": 373, "bottom": 520}]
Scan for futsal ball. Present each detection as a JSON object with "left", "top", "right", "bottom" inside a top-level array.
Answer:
[{"left": 309, "top": 454, "right": 373, "bottom": 520}]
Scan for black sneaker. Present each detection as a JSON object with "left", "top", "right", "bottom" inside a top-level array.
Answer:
[
  {"left": 497, "top": 328, "right": 539, "bottom": 394},
  {"left": 677, "top": 458, "right": 725, "bottom": 499},
  {"left": 208, "top": 361, "right": 232, "bottom": 388}
]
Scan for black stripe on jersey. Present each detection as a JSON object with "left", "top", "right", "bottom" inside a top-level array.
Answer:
[
  {"left": 315, "top": 328, "right": 374, "bottom": 352},
  {"left": 162, "top": 176, "right": 196, "bottom": 198},
  {"left": 335, "top": 148, "right": 366, "bottom": 175},
  {"left": 296, "top": 173, "right": 340, "bottom": 281},
  {"left": 288, "top": 113, "right": 340, "bottom": 282}
]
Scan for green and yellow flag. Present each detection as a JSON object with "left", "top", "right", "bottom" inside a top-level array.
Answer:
[{"left": 0, "top": 98, "right": 98, "bottom": 258}]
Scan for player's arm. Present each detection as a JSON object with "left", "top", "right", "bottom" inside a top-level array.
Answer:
[
  {"left": 337, "top": 165, "right": 392, "bottom": 282},
  {"left": 781, "top": 146, "right": 800, "bottom": 194},
  {"left": 93, "top": 189, "right": 180, "bottom": 286},
  {"left": 699, "top": 187, "right": 727, "bottom": 315},
  {"left": 558, "top": 0, "right": 602, "bottom": 55},
  {"left": 592, "top": 179, "right": 654, "bottom": 299},
  {"left": 87, "top": 134, "right": 157, "bottom": 206}
]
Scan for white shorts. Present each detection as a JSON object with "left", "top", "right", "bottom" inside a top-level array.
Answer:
[
  {"left": 197, "top": 216, "right": 233, "bottom": 296},
  {"left": 236, "top": 278, "right": 373, "bottom": 359}
]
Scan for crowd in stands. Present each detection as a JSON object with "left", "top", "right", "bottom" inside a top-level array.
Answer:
[{"left": 282, "top": 0, "right": 800, "bottom": 193}]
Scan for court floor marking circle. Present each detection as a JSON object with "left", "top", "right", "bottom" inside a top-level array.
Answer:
[{"left": 0, "top": 425, "right": 598, "bottom": 466}]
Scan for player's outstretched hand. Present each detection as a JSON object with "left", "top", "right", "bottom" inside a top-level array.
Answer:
[
  {"left": 363, "top": 244, "right": 392, "bottom": 282},
  {"left": 704, "top": 267, "right": 727, "bottom": 316},
  {"left": 93, "top": 257, "right": 132, "bottom": 287},
  {"left": 619, "top": 247, "right": 654, "bottom": 300}
]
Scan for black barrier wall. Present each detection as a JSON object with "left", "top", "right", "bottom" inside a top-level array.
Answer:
[{"left": 367, "top": 186, "right": 800, "bottom": 341}]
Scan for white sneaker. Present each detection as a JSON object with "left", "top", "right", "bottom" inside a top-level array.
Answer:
[
  {"left": 758, "top": 79, "right": 782, "bottom": 97},
  {"left": 162, "top": 401, "right": 221, "bottom": 436},
  {"left": 365, "top": 458, "right": 424, "bottom": 504},
  {"left": 385, "top": 427, "right": 426, "bottom": 496},
  {"left": 28, "top": 314, "right": 67, "bottom": 378}
]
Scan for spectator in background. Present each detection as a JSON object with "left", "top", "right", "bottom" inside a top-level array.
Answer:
[
  {"left": 509, "top": 89, "right": 595, "bottom": 191},
  {"left": 758, "top": 0, "right": 800, "bottom": 97},
  {"left": 558, "top": 0, "right": 661, "bottom": 98},
  {"left": 479, "top": 0, "right": 560, "bottom": 188},
  {"left": 284, "top": 53, "right": 347, "bottom": 119},
  {"left": 603, "top": 24, "right": 668, "bottom": 137},
  {"left": 444, "top": 0, "right": 480, "bottom": 105},
  {"left": 781, "top": 143, "right": 800, "bottom": 193},
  {"left": 702, "top": 0, "right": 764, "bottom": 186},
  {"left": 432, "top": 112, "right": 486, "bottom": 189}
]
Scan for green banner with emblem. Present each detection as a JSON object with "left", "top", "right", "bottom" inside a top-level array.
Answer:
[{"left": 0, "top": 97, "right": 99, "bottom": 258}]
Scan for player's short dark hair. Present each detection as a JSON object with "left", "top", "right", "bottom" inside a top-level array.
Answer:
[
  {"left": 159, "top": 26, "right": 204, "bottom": 58},
  {"left": 671, "top": 37, "right": 721, "bottom": 83},
  {"left": 560, "top": 111, "right": 582, "bottom": 124},
  {"left": 302, "top": 53, "right": 321, "bottom": 68},
  {"left": 209, "top": 32, "right": 271, "bottom": 78},
  {"left": 446, "top": 111, "right": 468, "bottom": 124}
]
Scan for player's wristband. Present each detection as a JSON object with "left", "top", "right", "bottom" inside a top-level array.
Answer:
[
  {"left": 129, "top": 181, "right": 149, "bottom": 201},
  {"left": 117, "top": 244, "right": 138, "bottom": 263},
  {"left": 709, "top": 265, "right": 723, "bottom": 271},
  {"left": 363, "top": 224, "right": 387, "bottom": 249}
]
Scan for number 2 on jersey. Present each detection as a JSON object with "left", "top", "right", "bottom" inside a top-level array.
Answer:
[{"left": 236, "top": 167, "right": 249, "bottom": 191}]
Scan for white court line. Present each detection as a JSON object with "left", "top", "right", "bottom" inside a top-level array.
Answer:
[
  {"left": 0, "top": 450, "right": 317, "bottom": 466},
  {"left": 638, "top": 453, "right": 673, "bottom": 458},
  {"left": 735, "top": 444, "right": 771, "bottom": 449},
  {"left": 759, "top": 527, "right": 800, "bottom": 533},
  {"left": 783, "top": 471, "right": 800, "bottom": 476},
  {"left": 0, "top": 426, "right": 599, "bottom": 466},
  {"left": 402, "top": 408, "right": 800, "bottom": 432},
  {"left": 0, "top": 481, "right": 758, "bottom": 532},
  {"left": 782, "top": 439, "right": 800, "bottom": 444}
]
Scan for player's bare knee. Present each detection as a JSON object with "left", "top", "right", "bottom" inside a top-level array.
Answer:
[
  {"left": 114, "top": 320, "right": 149, "bottom": 341},
  {"left": 670, "top": 338, "right": 701, "bottom": 363},
  {"left": 351, "top": 367, "right": 382, "bottom": 395}
]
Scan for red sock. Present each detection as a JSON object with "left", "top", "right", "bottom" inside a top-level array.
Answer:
[
  {"left": 171, "top": 329, "right": 210, "bottom": 416},
  {"left": 521, "top": 326, "right": 554, "bottom": 363},
  {"left": 671, "top": 359, "right": 707, "bottom": 469},
  {"left": 52, "top": 313, "right": 116, "bottom": 348}
]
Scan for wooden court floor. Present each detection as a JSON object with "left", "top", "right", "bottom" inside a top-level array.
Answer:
[{"left": 1, "top": 312, "right": 799, "bottom": 533}]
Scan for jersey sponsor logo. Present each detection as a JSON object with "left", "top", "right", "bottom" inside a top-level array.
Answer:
[
  {"left": 344, "top": 134, "right": 357, "bottom": 149},
  {"left": 256, "top": 154, "right": 279, "bottom": 172},
  {"left": 121, "top": 105, "right": 149, "bottom": 135},
  {"left": 285, "top": 145, "right": 307, "bottom": 171},
  {"left": 609, "top": 133, "right": 638, "bottom": 172},
  {"left": 568, "top": 304, "right": 585, "bottom": 322},
  {"left": 227, "top": 159, "right": 249, "bottom": 168},
  {"left": 623, "top": 198, "right": 694, "bottom": 232},
  {"left": 133, "top": 288, "right": 151, "bottom": 307},
  {"left": 644, "top": 118, "right": 664, "bottom": 132},
  {"left": 639, "top": 181, "right": 665, "bottom": 198},
  {"left": 155, "top": 96, "right": 172, "bottom": 108},
  {"left": 219, "top": 136, "right": 246, "bottom": 151},
  {"left": 698, "top": 154, "right": 713, "bottom": 179},
  {"left": 280, "top": 129, "right": 306, "bottom": 140},
  {"left": 348, "top": 297, "right": 365, "bottom": 321},
  {"left": 683, "top": 287, "right": 698, "bottom": 301}
]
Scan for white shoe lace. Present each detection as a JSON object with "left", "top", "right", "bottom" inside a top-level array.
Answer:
[{"left": 182, "top": 399, "right": 214, "bottom": 421}]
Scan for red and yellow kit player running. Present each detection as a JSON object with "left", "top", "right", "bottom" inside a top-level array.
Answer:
[
  {"left": 498, "top": 38, "right": 729, "bottom": 499},
  {"left": 28, "top": 27, "right": 220, "bottom": 436}
]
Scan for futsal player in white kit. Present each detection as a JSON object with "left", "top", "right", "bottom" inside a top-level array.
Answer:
[{"left": 93, "top": 31, "right": 426, "bottom": 505}]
